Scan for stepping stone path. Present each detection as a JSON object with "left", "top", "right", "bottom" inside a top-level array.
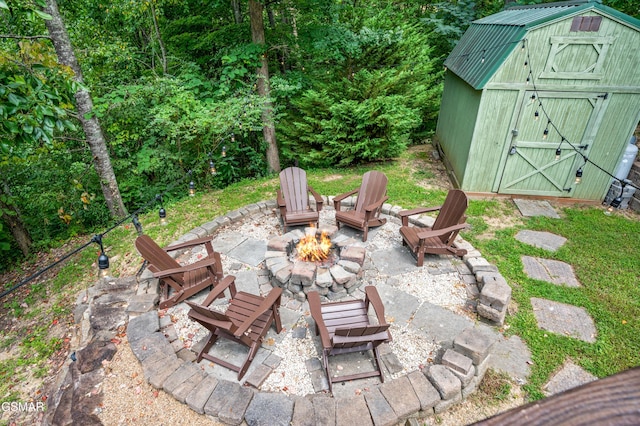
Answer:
[
  {"left": 521, "top": 256, "right": 581, "bottom": 288},
  {"left": 518, "top": 222, "right": 599, "bottom": 393},
  {"left": 543, "top": 360, "right": 597, "bottom": 396},
  {"left": 513, "top": 199, "right": 561, "bottom": 218},
  {"left": 515, "top": 230, "right": 567, "bottom": 252},
  {"left": 530, "top": 298, "right": 597, "bottom": 343}
]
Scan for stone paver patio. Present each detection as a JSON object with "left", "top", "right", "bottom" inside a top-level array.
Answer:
[{"left": 47, "top": 197, "right": 535, "bottom": 425}]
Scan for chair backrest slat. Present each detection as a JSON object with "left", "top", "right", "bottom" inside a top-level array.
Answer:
[
  {"left": 334, "top": 324, "right": 389, "bottom": 337},
  {"left": 431, "top": 189, "right": 468, "bottom": 242},
  {"left": 135, "top": 235, "right": 184, "bottom": 285},
  {"left": 355, "top": 171, "right": 388, "bottom": 212},
  {"left": 280, "top": 167, "right": 309, "bottom": 213}
]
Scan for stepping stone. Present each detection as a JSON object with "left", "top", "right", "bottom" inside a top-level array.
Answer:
[
  {"left": 543, "top": 360, "right": 597, "bottom": 396},
  {"left": 515, "top": 230, "right": 567, "bottom": 252},
  {"left": 369, "top": 247, "right": 416, "bottom": 276},
  {"left": 522, "top": 256, "right": 581, "bottom": 287},
  {"left": 375, "top": 282, "right": 421, "bottom": 325},
  {"left": 244, "top": 392, "right": 294, "bottom": 426},
  {"left": 513, "top": 199, "right": 560, "bottom": 218},
  {"left": 530, "top": 298, "right": 597, "bottom": 342},
  {"left": 488, "top": 335, "right": 532, "bottom": 383},
  {"left": 336, "top": 395, "right": 372, "bottom": 426},
  {"left": 212, "top": 233, "right": 247, "bottom": 254},
  {"left": 234, "top": 270, "right": 261, "bottom": 294},
  {"left": 227, "top": 238, "right": 267, "bottom": 266}
]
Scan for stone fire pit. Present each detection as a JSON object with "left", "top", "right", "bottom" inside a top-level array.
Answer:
[{"left": 265, "top": 225, "right": 366, "bottom": 301}]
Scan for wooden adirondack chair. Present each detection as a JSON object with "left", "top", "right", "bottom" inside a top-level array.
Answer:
[
  {"left": 186, "top": 280, "right": 283, "bottom": 381},
  {"left": 135, "top": 235, "right": 223, "bottom": 309},
  {"left": 398, "top": 189, "right": 469, "bottom": 266},
  {"left": 276, "top": 166, "right": 323, "bottom": 232},
  {"left": 308, "top": 286, "right": 391, "bottom": 393},
  {"left": 333, "top": 171, "right": 389, "bottom": 241}
]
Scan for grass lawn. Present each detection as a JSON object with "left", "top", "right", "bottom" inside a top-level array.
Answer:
[{"left": 1, "top": 144, "right": 639, "bottom": 413}]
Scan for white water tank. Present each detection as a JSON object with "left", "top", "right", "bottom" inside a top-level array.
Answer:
[{"left": 614, "top": 136, "right": 638, "bottom": 180}]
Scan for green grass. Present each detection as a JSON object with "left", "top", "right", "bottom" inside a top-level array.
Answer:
[
  {"left": 468, "top": 207, "right": 640, "bottom": 400},
  {"left": 1, "top": 145, "right": 639, "bottom": 406}
]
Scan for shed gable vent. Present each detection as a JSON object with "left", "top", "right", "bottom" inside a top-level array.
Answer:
[{"left": 570, "top": 16, "right": 602, "bottom": 32}]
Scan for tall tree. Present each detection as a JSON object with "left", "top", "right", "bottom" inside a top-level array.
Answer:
[
  {"left": 42, "top": 0, "right": 127, "bottom": 218},
  {"left": 0, "top": 182, "right": 31, "bottom": 256},
  {"left": 249, "top": 0, "right": 280, "bottom": 173}
]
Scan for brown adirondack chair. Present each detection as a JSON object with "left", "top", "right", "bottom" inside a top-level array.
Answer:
[
  {"left": 186, "top": 280, "right": 283, "bottom": 381},
  {"left": 276, "top": 166, "right": 323, "bottom": 232},
  {"left": 333, "top": 171, "right": 389, "bottom": 241},
  {"left": 398, "top": 189, "right": 469, "bottom": 266},
  {"left": 308, "top": 286, "right": 391, "bottom": 393},
  {"left": 135, "top": 235, "right": 222, "bottom": 309}
]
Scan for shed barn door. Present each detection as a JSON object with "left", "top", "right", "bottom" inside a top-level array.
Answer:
[{"left": 498, "top": 91, "right": 607, "bottom": 196}]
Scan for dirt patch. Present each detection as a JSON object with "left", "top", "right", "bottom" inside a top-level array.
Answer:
[
  {"left": 321, "top": 174, "right": 343, "bottom": 181},
  {"left": 476, "top": 215, "right": 525, "bottom": 240},
  {"left": 404, "top": 144, "right": 453, "bottom": 191}
]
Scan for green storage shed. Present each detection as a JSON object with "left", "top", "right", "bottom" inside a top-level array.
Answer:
[{"left": 435, "top": 0, "right": 640, "bottom": 200}]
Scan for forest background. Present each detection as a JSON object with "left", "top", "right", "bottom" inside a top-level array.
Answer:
[{"left": 1, "top": 0, "right": 637, "bottom": 270}]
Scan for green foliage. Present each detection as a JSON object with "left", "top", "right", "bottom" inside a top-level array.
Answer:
[
  {"left": 421, "top": 0, "right": 478, "bottom": 61},
  {"left": 93, "top": 71, "right": 268, "bottom": 208},
  {"left": 277, "top": 25, "right": 442, "bottom": 167},
  {"left": 0, "top": 222, "right": 10, "bottom": 252},
  {"left": 0, "top": 42, "right": 77, "bottom": 151}
]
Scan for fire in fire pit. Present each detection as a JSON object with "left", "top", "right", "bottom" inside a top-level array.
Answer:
[{"left": 296, "top": 227, "right": 331, "bottom": 262}]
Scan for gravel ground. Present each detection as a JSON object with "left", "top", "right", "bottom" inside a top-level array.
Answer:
[{"left": 98, "top": 336, "right": 223, "bottom": 426}]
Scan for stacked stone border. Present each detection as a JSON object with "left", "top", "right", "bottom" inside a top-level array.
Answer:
[
  {"left": 45, "top": 196, "right": 512, "bottom": 425},
  {"left": 266, "top": 225, "right": 367, "bottom": 302}
]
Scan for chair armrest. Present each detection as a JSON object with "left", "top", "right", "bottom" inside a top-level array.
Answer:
[
  {"left": 398, "top": 206, "right": 442, "bottom": 226},
  {"left": 308, "top": 186, "right": 323, "bottom": 211},
  {"left": 398, "top": 206, "right": 441, "bottom": 218},
  {"left": 201, "top": 275, "right": 236, "bottom": 306},
  {"left": 364, "top": 195, "right": 389, "bottom": 213},
  {"left": 276, "top": 189, "right": 285, "bottom": 207},
  {"left": 333, "top": 188, "right": 359, "bottom": 210},
  {"left": 234, "top": 287, "right": 283, "bottom": 337},
  {"left": 416, "top": 223, "right": 468, "bottom": 240},
  {"left": 308, "top": 291, "right": 332, "bottom": 349},
  {"left": 164, "top": 236, "right": 214, "bottom": 252},
  {"left": 153, "top": 256, "right": 218, "bottom": 278},
  {"left": 186, "top": 302, "right": 234, "bottom": 330},
  {"left": 364, "top": 286, "right": 387, "bottom": 325}
]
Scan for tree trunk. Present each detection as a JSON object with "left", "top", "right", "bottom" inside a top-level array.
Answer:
[
  {"left": 249, "top": 0, "right": 281, "bottom": 173},
  {"left": 43, "top": 0, "right": 128, "bottom": 219},
  {"left": 0, "top": 182, "right": 31, "bottom": 256},
  {"left": 149, "top": 1, "right": 168, "bottom": 75},
  {"left": 231, "top": 0, "right": 243, "bottom": 24}
]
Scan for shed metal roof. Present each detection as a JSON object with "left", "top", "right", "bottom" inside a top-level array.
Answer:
[{"left": 444, "top": 0, "right": 640, "bottom": 90}]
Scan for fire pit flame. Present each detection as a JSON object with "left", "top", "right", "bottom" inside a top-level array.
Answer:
[{"left": 296, "top": 227, "right": 331, "bottom": 262}]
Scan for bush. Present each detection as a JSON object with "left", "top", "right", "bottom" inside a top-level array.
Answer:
[{"left": 276, "top": 24, "right": 442, "bottom": 167}]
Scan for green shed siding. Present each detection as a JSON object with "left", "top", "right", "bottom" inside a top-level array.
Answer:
[
  {"left": 465, "top": 89, "right": 520, "bottom": 192},
  {"left": 436, "top": 72, "right": 481, "bottom": 185},
  {"left": 490, "top": 11, "right": 640, "bottom": 89},
  {"left": 436, "top": 0, "right": 640, "bottom": 201},
  {"left": 573, "top": 92, "right": 640, "bottom": 199}
]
